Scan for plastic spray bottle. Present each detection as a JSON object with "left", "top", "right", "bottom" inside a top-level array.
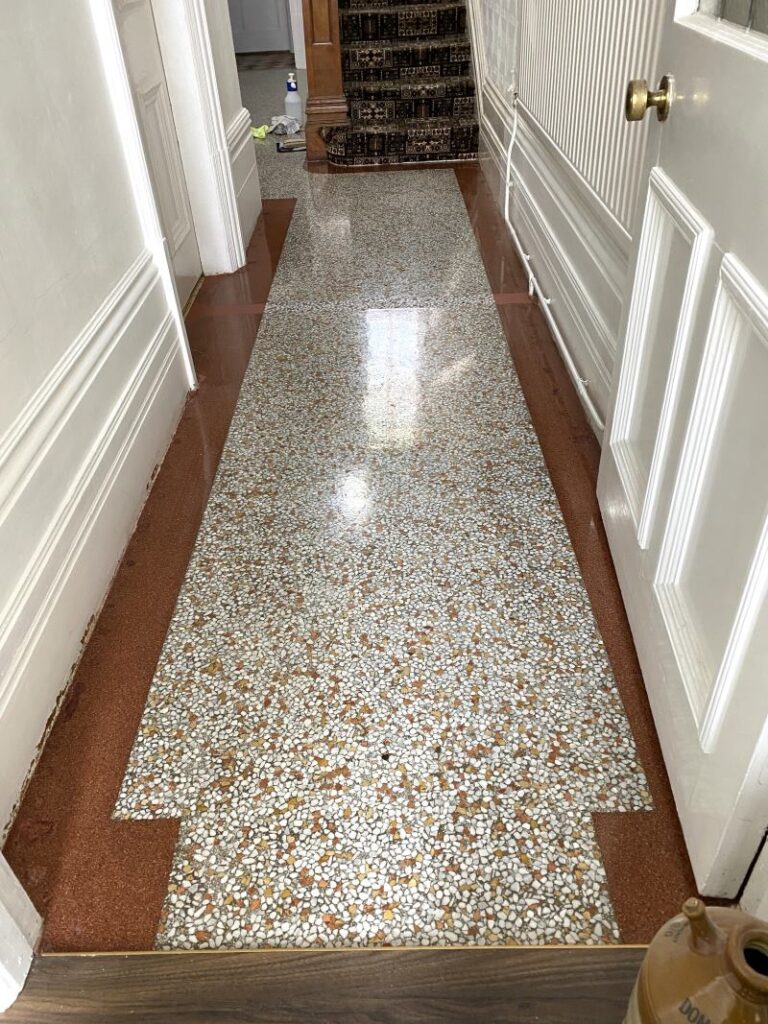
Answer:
[{"left": 285, "top": 72, "right": 303, "bottom": 124}]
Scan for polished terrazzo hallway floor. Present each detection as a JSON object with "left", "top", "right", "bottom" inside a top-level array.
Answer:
[{"left": 110, "top": 168, "right": 653, "bottom": 949}]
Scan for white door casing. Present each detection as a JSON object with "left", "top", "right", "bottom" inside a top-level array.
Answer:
[
  {"left": 114, "top": 0, "right": 203, "bottom": 306},
  {"left": 0, "top": 854, "right": 40, "bottom": 1012},
  {"left": 149, "top": 0, "right": 258, "bottom": 275},
  {"left": 599, "top": 0, "right": 768, "bottom": 897},
  {"left": 227, "top": 0, "right": 292, "bottom": 52},
  {"left": 287, "top": 0, "right": 306, "bottom": 68}
]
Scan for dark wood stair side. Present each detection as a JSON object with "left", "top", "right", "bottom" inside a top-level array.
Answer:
[
  {"left": 6, "top": 947, "right": 644, "bottom": 1023},
  {"left": 302, "top": 0, "right": 350, "bottom": 161}
]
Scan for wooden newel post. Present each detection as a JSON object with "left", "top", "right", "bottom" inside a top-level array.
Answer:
[{"left": 302, "top": 0, "right": 348, "bottom": 161}]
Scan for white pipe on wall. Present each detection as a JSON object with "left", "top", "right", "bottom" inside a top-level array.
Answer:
[{"left": 501, "top": 90, "right": 605, "bottom": 434}]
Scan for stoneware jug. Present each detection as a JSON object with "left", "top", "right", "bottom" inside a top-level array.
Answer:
[{"left": 625, "top": 898, "right": 768, "bottom": 1023}]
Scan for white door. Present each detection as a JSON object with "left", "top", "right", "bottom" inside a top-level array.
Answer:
[
  {"left": 114, "top": 0, "right": 202, "bottom": 307},
  {"left": 228, "top": 0, "right": 292, "bottom": 53},
  {"left": 599, "top": 0, "right": 768, "bottom": 898}
]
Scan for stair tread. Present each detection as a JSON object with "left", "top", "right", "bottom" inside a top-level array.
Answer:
[
  {"left": 342, "top": 32, "right": 470, "bottom": 50},
  {"left": 341, "top": 1, "right": 465, "bottom": 14},
  {"left": 339, "top": 0, "right": 462, "bottom": 7},
  {"left": 345, "top": 74, "right": 475, "bottom": 89},
  {"left": 346, "top": 114, "right": 477, "bottom": 127},
  {"left": 327, "top": 156, "right": 478, "bottom": 164},
  {"left": 332, "top": 116, "right": 478, "bottom": 131}
]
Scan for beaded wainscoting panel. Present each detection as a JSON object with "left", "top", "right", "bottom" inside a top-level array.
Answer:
[{"left": 322, "top": 0, "right": 479, "bottom": 165}]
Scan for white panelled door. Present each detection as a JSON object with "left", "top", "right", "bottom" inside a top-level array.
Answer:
[
  {"left": 228, "top": 0, "right": 292, "bottom": 53},
  {"left": 599, "top": 0, "right": 768, "bottom": 897},
  {"left": 114, "top": 0, "right": 202, "bottom": 306}
]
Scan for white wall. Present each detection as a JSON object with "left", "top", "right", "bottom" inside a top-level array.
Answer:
[
  {"left": 0, "top": 0, "right": 193, "bottom": 832},
  {"left": 206, "top": 0, "right": 243, "bottom": 127},
  {"left": 469, "top": 0, "right": 664, "bottom": 433},
  {"left": 288, "top": 0, "right": 306, "bottom": 69},
  {"left": 153, "top": 0, "right": 261, "bottom": 272}
]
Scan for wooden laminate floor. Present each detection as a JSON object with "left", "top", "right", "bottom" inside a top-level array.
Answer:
[{"left": 6, "top": 948, "right": 644, "bottom": 1023}]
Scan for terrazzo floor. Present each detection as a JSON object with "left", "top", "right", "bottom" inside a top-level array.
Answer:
[
  {"left": 239, "top": 66, "right": 309, "bottom": 201},
  {"left": 114, "top": 165, "right": 653, "bottom": 949}
]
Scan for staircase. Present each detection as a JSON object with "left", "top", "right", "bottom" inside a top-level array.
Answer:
[{"left": 322, "top": 0, "right": 479, "bottom": 166}]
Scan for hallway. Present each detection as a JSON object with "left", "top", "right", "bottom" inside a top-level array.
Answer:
[
  {"left": 7, "top": 0, "right": 768, "bottom": 1013},
  {"left": 4, "top": 161, "right": 697, "bottom": 953}
]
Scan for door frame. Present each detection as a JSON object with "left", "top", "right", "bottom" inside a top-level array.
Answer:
[
  {"left": 111, "top": 0, "right": 204, "bottom": 308},
  {"left": 743, "top": 840, "right": 768, "bottom": 919},
  {"left": 288, "top": 0, "right": 307, "bottom": 69},
  {"left": 90, "top": 0, "right": 196, "bottom": 389},
  {"left": 107, "top": 0, "right": 257, "bottom": 279},
  {"left": 0, "top": 855, "right": 40, "bottom": 1012},
  {"left": 150, "top": 0, "right": 255, "bottom": 274}
]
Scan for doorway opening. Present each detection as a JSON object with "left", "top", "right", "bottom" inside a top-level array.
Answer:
[
  {"left": 229, "top": 0, "right": 308, "bottom": 194},
  {"left": 228, "top": 0, "right": 306, "bottom": 69}
]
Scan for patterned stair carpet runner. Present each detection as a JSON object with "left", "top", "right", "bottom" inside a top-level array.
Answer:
[{"left": 322, "top": 0, "right": 479, "bottom": 166}]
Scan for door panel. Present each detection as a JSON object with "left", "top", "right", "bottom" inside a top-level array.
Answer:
[
  {"left": 228, "top": 0, "right": 291, "bottom": 53},
  {"left": 135, "top": 83, "right": 193, "bottom": 257},
  {"left": 598, "top": 2, "right": 768, "bottom": 896},
  {"left": 114, "top": 0, "right": 201, "bottom": 306},
  {"left": 656, "top": 255, "right": 768, "bottom": 745},
  {"left": 611, "top": 169, "right": 713, "bottom": 549}
]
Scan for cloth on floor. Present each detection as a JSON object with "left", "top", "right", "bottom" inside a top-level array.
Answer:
[{"left": 269, "top": 115, "right": 301, "bottom": 135}]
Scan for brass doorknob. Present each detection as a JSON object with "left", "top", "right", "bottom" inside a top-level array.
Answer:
[{"left": 625, "top": 74, "right": 673, "bottom": 122}]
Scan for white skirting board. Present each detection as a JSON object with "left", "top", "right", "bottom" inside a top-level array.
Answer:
[{"left": 0, "top": 252, "right": 191, "bottom": 834}]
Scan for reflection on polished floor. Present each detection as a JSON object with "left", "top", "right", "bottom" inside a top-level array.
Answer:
[
  {"left": 114, "top": 168, "right": 652, "bottom": 949},
  {"left": 4, "top": 157, "right": 699, "bottom": 953}
]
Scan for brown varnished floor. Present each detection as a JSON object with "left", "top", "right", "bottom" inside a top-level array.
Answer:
[
  {"left": 3, "top": 166, "right": 698, "bottom": 952},
  {"left": 6, "top": 948, "right": 645, "bottom": 1023}
]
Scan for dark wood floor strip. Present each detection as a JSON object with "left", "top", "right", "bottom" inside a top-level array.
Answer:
[{"left": 6, "top": 949, "right": 645, "bottom": 1023}]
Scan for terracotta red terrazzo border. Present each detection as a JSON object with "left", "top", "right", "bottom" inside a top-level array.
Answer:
[
  {"left": 3, "top": 200, "right": 296, "bottom": 952},
  {"left": 3, "top": 167, "right": 701, "bottom": 952}
]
